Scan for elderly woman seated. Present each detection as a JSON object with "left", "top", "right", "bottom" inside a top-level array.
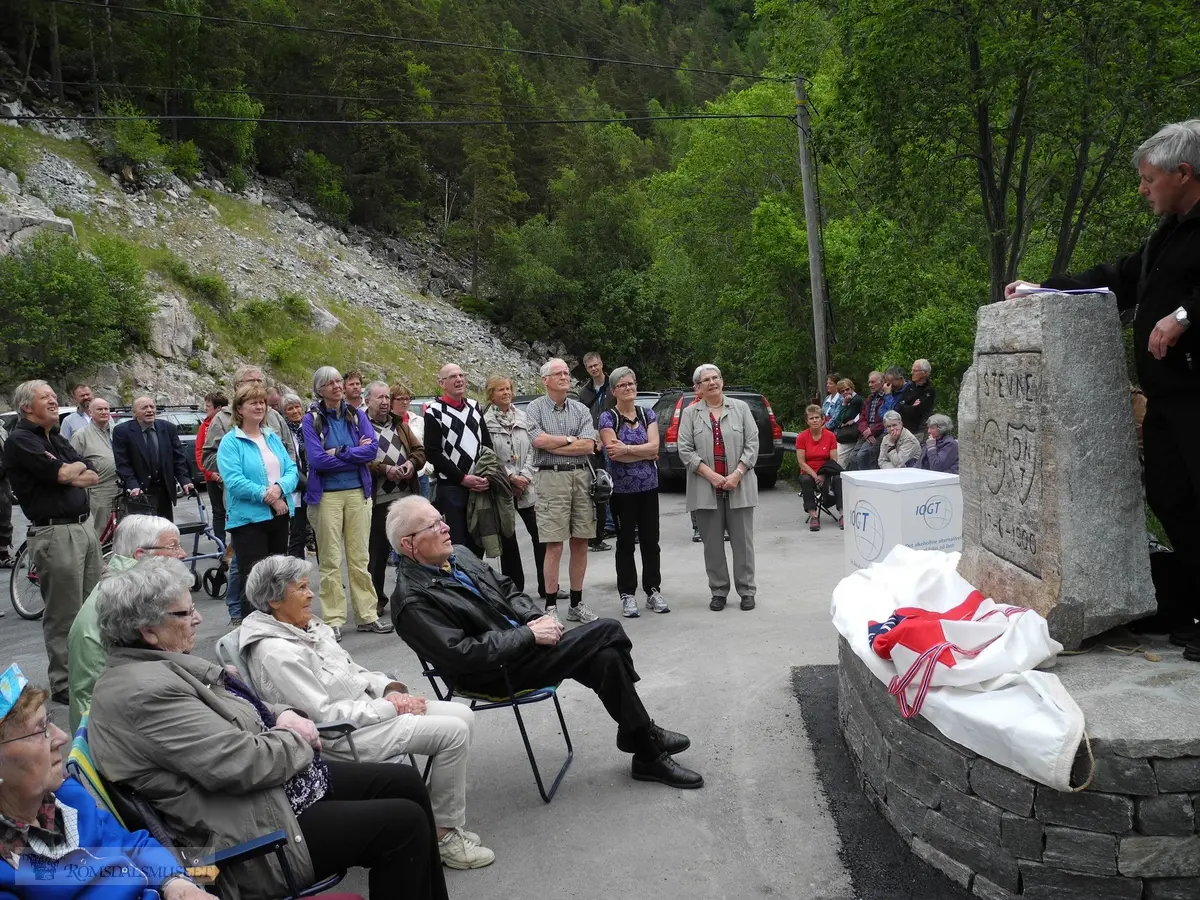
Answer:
[
  {"left": 878, "top": 410, "right": 922, "bottom": 469},
  {"left": 0, "top": 662, "right": 213, "bottom": 900},
  {"left": 87, "top": 557, "right": 449, "bottom": 900},
  {"left": 919, "top": 413, "right": 960, "bottom": 474},
  {"left": 240, "top": 555, "right": 493, "bottom": 871}
]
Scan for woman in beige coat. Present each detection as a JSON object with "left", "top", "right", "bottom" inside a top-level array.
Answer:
[
  {"left": 87, "top": 556, "right": 449, "bottom": 900},
  {"left": 677, "top": 364, "right": 760, "bottom": 611}
]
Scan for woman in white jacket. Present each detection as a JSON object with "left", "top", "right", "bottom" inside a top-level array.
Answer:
[{"left": 239, "top": 554, "right": 495, "bottom": 870}]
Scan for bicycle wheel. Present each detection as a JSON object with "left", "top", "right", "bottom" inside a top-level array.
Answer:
[{"left": 9, "top": 542, "right": 46, "bottom": 621}]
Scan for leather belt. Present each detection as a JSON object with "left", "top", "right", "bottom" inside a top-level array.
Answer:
[
  {"left": 31, "top": 512, "right": 90, "bottom": 527},
  {"left": 536, "top": 464, "right": 585, "bottom": 471}
]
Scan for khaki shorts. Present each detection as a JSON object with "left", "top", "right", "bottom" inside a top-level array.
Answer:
[{"left": 534, "top": 468, "right": 596, "bottom": 542}]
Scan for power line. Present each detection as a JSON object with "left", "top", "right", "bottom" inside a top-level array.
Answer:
[
  {"left": 50, "top": 0, "right": 789, "bottom": 84},
  {"left": 2, "top": 112, "right": 797, "bottom": 128}
]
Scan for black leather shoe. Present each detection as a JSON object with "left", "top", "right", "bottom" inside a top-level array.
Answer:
[
  {"left": 709, "top": 596, "right": 727, "bottom": 611},
  {"left": 617, "top": 722, "right": 691, "bottom": 755},
  {"left": 1170, "top": 626, "right": 1200, "bottom": 647},
  {"left": 740, "top": 596, "right": 756, "bottom": 611},
  {"left": 631, "top": 752, "right": 704, "bottom": 789},
  {"left": 1184, "top": 641, "right": 1200, "bottom": 662}
]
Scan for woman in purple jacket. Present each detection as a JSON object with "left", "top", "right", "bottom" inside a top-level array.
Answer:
[
  {"left": 919, "top": 414, "right": 960, "bottom": 474},
  {"left": 301, "top": 367, "right": 391, "bottom": 642}
]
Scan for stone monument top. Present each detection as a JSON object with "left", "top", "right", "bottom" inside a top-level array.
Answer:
[{"left": 957, "top": 291, "right": 1155, "bottom": 648}]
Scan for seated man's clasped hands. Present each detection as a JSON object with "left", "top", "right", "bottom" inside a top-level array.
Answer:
[
  {"left": 88, "top": 557, "right": 449, "bottom": 900},
  {"left": 240, "top": 554, "right": 494, "bottom": 870},
  {"left": 387, "top": 495, "right": 704, "bottom": 789}
]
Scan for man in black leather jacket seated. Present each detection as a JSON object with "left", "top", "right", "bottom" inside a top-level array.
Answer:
[{"left": 387, "top": 495, "right": 703, "bottom": 789}]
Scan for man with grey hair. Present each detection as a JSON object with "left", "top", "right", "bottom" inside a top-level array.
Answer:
[
  {"left": 70, "top": 396, "right": 121, "bottom": 538},
  {"left": 525, "top": 358, "right": 602, "bottom": 623},
  {"left": 112, "top": 396, "right": 194, "bottom": 521},
  {"left": 849, "top": 371, "right": 888, "bottom": 470},
  {"left": 896, "top": 359, "right": 935, "bottom": 441},
  {"left": 67, "top": 514, "right": 185, "bottom": 733},
  {"left": 3, "top": 380, "right": 102, "bottom": 703},
  {"left": 1006, "top": 118, "right": 1200, "bottom": 654}
]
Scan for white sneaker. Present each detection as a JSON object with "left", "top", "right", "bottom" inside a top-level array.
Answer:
[
  {"left": 439, "top": 827, "right": 495, "bottom": 870},
  {"left": 544, "top": 605, "right": 562, "bottom": 625},
  {"left": 646, "top": 589, "right": 670, "bottom": 614},
  {"left": 566, "top": 602, "right": 599, "bottom": 623},
  {"left": 621, "top": 593, "right": 640, "bottom": 617}
]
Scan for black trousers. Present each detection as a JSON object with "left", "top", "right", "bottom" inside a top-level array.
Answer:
[
  {"left": 499, "top": 503, "right": 546, "bottom": 597},
  {"left": 591, "top": 452, "right": 609, "bottom": 544},
  {"left": 610, "top": 490, "right": 661, "bottom": 596},
  {"left": 128, "top": 485, "right": 174, "bottom": 521},
  {"left": 229, "top": 513, "right": 290, "bottom": 616},
  {"left": 288, "top": 502, "right": 309, "bottom": 560},
  {"left": 433, "top": 482, "right": 482, "bottom": 557},
  {"left": 1144, "top": 397, "right": 1200, "bottom": 607},
  {"left": 369, "top": 498, "right": 396, "bottom": 610},
  {"left": 0, "top": 476, "right": 12, "bottom": 550},
  {"left": 461, "top": 618, "right": 651, "bottom": 735},
  {"left": 207, "top": 482, "right": 226, "bottom": 544},
  {"left": 799, "top": 460, "right": 844, "bottom": 513},
  {"left": 299, "top": 761, "right": 448, "bottom": 900}
]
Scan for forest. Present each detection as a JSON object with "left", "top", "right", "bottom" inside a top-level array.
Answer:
[{"left": 2, "top": 0, "right": 1197, "bottom": 422}]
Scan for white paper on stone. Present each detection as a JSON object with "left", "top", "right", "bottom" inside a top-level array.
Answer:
[{"left": 830, "top": 544, "right": 1085, "bottom": 791}]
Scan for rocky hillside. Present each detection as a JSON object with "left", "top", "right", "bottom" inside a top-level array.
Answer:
[{"left": 0, "top": 108, "right": 554, "bottom": 406}]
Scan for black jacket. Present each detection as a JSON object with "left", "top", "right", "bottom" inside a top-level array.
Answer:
[
  {"left": 897, "top": 380, "right": 936, "bottom": 433},
  {"left": 392, "top": 547, "right": 543, "bottom": 686},
  {"left": 1043, "top": 203, "right": 1200, "bottom": 399},
  {"left": 578, "top": 378, "right": 613, "bottom": 428},
  {"left": 112, "top": 418, "right": 193, "bottom": 494},
  {"left": 3, "top": 418, "right": 93, "bottom": 520}
]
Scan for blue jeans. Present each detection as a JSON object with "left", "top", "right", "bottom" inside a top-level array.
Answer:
[
  {"left": 418, "top": 474, "right": 431, "bottom": 499},
  {"left": 225, "top": 553, "right": 242, "bottom": 620}
]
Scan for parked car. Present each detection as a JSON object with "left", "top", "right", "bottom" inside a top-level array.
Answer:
[
  {"left": 651, "top": 386, "right": 785, "bottom": 490},
  {"left": 107, "top": 404, "right": 206, "bottom": 487}
]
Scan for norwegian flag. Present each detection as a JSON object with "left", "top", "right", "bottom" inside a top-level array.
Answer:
[{"left": 868, "top": 591, "right": 1030, "bottom": 718}]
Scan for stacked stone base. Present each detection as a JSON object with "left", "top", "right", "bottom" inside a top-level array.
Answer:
[{"left": 837, "top": 638, "right": 1200, "bottom": 899}]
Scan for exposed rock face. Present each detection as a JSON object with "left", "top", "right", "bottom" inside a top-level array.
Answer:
[
  {"left": 0, "top": 166, "right": 76, "bottom": 255},
  {"left": 957, "top": 292, "right": 1156, "bottom": 648}
]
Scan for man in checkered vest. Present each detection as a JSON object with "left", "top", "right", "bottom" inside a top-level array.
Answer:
[{"left": 424, "top": 363, "right": 493, "bottom": 557}]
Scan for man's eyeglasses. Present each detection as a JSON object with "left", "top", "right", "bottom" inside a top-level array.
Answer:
[
  {"left": 403, "top": 514, "right": 448, "bottom": 539},
  {"left": 166, "top": 605, "right": 199, "bottom": 619},
  {"left": 0, "top": 721, "right": 49, "bottom": 745}
]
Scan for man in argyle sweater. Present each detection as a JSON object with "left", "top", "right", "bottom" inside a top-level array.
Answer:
[{"left": 424, "top": 362, "right": 493, "bottom": 557}]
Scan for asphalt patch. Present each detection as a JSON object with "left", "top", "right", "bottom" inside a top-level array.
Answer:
[{"left": 792, "top": 664, "right": 972, "bottom": 900}]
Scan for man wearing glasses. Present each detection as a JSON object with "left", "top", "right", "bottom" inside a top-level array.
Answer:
[{"left": 67, "top": 514, "right": 187, "bottom": 733}]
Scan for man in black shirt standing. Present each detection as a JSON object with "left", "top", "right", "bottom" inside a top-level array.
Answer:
[{"left": 3, "top": 380, "right": 103, "bottom": 702}]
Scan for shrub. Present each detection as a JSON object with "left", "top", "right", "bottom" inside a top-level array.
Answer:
[
  {"left": 279, "top": 292, "right": 311, "bottom": 322},
  {"left": 296, "top": 151, "right": 352, "bottom": 225},
  {"left": 189, "top": 271, "right": 231, "bottom": 310},
  {"left": 193, "top": 89, "right": 262, "bottom": 168},
  {"left": 265, "top": 336, "right": 299, "bottom": 366},
  {"left": 225, "top": 164, "right": 248, "bottom": 194},
  {"left": 0, "top": 231, "right": 153, "bottom": 389},
  {"left": 165, "top": 140, "right": 202, "bottom": 180},
  {"left": 143, "top": 246, "right": 230, "bottom": 312},
  {"left": 105, "top": 99, "right": 166, "bottom": 171}
]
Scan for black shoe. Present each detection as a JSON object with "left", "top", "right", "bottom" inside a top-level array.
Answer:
[
  {"left": 692, "top": 530, "right": 702, "bottom": 543},
  {"left": 631, "top": 752, "right": 704, "bottom": 789},
  {"left": 617, "top": 722, "right": 691, "bottom": 755},
  {"left": 51, "top": 690, "right": 69, "bottom": 705},
  {"left": 724, "top": 533, "right": 731, "bottom": 542},
  {"left": 740, "top": 596, "right": 756, "bottom": 611},
  {"left": 604, "top": 527, "right": 618, "bottom": 538},
  {"left": 1184, "top": 641, "right": 1200, "bottom": 662},
  {"left": 1170, "top": 626, "right": 1200, "bottom": 646},
  {"left": 0, "top": 552, "right": 14, "bottom": 569},
  {"left": 588, "top": 540, "right": 612, "bottom": 552},
  {"left": 709, "top": 596, "right": 727, "bottom": 611}
]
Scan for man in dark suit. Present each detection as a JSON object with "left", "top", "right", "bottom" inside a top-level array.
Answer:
[{"left": 113, "top": 396, "right": 194, "bottom": 521}]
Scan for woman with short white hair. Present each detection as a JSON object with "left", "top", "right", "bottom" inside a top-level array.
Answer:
[
  {"left": 878, "top": 410, "right": 921, "bottom": 469},
  {"left": 919, "top": 413, "right": 959, "bottom": 474},
  {"left": 239, "top": 554, "right": 493, "bottom": 870}
]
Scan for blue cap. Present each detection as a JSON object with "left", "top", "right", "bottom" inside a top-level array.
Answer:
[{"left": 0, "top": 664, "right": 29, "bottom": 721}]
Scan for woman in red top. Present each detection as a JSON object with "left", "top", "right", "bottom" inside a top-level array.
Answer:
[{"left": 796, "top": 404, "right": 843, "bottom": 532}]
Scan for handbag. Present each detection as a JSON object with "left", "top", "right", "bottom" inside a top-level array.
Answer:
[
  {"left": 835, "top": 422, "right": 860, "bottom": 444},
  {"left": 585, "top": 457, "right": 613, "bottom": 504}
]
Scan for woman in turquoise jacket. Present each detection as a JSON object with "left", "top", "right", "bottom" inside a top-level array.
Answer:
[{"left": 217, "top": 384, "right": 299, "bottom": 609}]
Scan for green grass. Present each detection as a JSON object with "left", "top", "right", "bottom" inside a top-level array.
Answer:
[
  {"left": 192, "top": 186, "right": 275, "bottom": 241},
  {"left": 0, "top": 125, "right": 107, "bottom": 183}
]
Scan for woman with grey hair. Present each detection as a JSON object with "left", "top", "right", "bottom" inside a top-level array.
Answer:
[
  {"left": 90, "top": 556, "right": 451, "bottom": 900},
  {"left": 301, "top": 366, "right": 388, "bottom": 642},
  {"left": 878, "top": 410, "right": 921, "bottom": 469},
  {"left": 678, "top": 364, "right": 760, "bottom": 611},
  {"left": 239, "top": 554, "right": 493, "bottom": 870},
  {"left": 919, "top": 413, "right": 959, "bottom": 474},
  {"left": 598, "top": 366, "right": 666, "bottom": 616}
]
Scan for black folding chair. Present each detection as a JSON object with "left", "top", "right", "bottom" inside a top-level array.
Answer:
[{"left": 420, "top": 658, "right": 573, "bottom": 803}]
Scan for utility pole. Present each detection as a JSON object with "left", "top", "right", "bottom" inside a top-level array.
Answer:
[{"left": 794, "top": 75, "right": 829, "bottom": 393}]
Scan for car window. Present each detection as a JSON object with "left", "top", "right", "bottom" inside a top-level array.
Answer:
[{"left": 164, "top": 411, "right": 205, "bottom": 436}]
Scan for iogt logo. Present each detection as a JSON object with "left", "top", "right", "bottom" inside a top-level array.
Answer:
[{"left": 916, "top": 494, "right": 953, "bottom": 530}]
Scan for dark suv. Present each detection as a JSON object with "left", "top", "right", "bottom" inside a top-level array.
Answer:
[{"left": 652, "top": 387, "right": 785, "bottom": 489}]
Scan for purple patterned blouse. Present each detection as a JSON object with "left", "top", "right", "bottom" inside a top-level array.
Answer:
[{"left": 599, "top": 408, "right": 659, "bottom": 494}]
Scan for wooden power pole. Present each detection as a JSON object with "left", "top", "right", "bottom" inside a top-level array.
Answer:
[{"left": 794, "top": 75, "right": 829, "bottom": 393}]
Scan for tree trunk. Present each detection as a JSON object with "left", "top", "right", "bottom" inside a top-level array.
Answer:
[{"left": 49, "top": 3, "right": 64, "bottom": 101}]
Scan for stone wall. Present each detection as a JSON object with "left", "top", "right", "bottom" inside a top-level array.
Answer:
[{"left": 838, "top": 638, "right": 1200, "bottom": 899}]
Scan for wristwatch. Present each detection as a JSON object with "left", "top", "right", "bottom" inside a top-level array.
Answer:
[{"left": 1175, "top": 306, "right": 1191, "bottom": 329}]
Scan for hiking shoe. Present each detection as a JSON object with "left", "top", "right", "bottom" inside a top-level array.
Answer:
[
  {"left": 358, "top": 619, "right": 394, "bottom": 634},
  {"left": 646, "top": 589, "right": 670, "bottom": 614},
  {"left": 621, "top": 593, "right": 640, "bottom": 618},
  {"left": 331, "top": 626, "right": 343, "bottom": 642},
  {"left": 567, "top": 602, "right": 599, "bottom": 623},
  {"left": 0, "top": 551, "right": 14, "bottom": 569},
  {"left": 692, "top": 529, "right": 702, "bottom": 543},
  {"left": 438, "top": 828, "right": 495, "bottom": 870},
  {"left": 588, "top": 540, "right": 612, "bottom": 552},
  {"left": 709, "top": 596, "right": 727, "bottom": 611},
  {"left": 543, "top": 605, "right": 562, "bottom": 625},
  {"left": 228, "top": 616, "right": 243, "bottom": 628},
  {"left": 808, "top": 512, "right": 820, "bottom": 532}
]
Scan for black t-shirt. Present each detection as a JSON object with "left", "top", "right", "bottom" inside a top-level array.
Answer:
[{"left": 2, "top": 418, "right": 93, "bottom": 521}]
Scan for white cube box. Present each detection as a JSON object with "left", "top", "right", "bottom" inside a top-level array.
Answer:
[{"left": 841, "top": 469, "right": 963, "bottom": 574}]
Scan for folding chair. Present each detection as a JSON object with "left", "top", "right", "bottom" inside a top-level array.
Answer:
[
  {"left": 420, "top": 658, "right": 573, "bottom": 803},
  {"left": 67, "top": 719, "right": 344, "bottom": 899}
]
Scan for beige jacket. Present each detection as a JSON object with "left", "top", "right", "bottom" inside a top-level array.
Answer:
[
  {"left": 89, "top": 647, "right": 316, "bottom": 900},
  {"left": 678, "top": 397, "right": 760, "bottom": 511},
  {"left": 879, "top": 428, "right": 922, "bottom": 469}
]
